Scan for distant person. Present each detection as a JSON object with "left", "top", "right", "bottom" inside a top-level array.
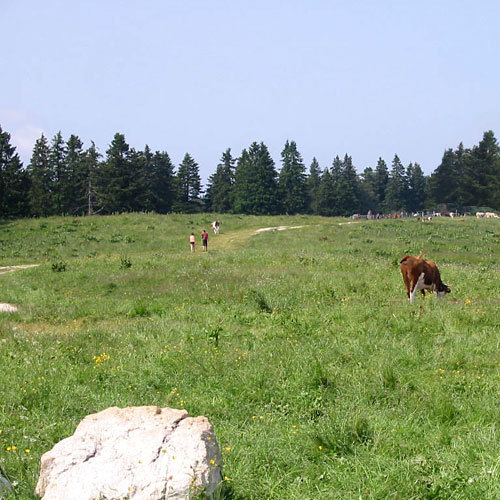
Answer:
[
  {"left": 189, "top": 233, "right": 195, "bottom": 252},
  {"left": 202, "top": 230, "right": 208, "bottom": 251}
]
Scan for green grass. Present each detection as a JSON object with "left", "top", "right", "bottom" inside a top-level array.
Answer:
[{"left": 0, "top": 214, "right": 499, "bottom": 499}]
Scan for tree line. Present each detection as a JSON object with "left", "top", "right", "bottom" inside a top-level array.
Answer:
[{"left": 0, "top": 125, "right": 499, "bottom": 218}]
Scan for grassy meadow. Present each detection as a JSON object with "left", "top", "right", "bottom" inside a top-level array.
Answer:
[{"left": 0, "top": 213, "right": 499, "bottom": 499}]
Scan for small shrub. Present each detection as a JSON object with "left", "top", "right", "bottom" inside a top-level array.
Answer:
[
  {"left": 381, "top": 365, "right": 397, "bottom": 390},
  {"left": 204, "top": 325, "right": 223, "bottom": 347},
  {"left": 51, "top": 261, "right": 66, "bottom": 272},
  {"left": 129, "top": 304, "right": 149, "bottom": 317},
  {"left": 247, "top": 289, "right": 272, "bottom": 313},
  {"left": 120, "top": 257, "right": 132, "bottom": 269}
]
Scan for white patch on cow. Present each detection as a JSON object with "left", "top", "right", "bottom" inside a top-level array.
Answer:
[{"left": 410, "top": 272, "right": 425, "bottom": 303}]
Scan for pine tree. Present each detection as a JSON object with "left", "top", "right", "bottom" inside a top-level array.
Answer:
[
  {"left": 62, "top": 134, "right": 85, "bottom": 214},
  {"left": 306, "top": 157, "right": 321, "bottom": 214},
  {"left": 176, "top": 153, "right": 202, "bottom": 212},
  {"left": 317, "top": 167, "right": 336, "bottom": 216},
  {"left": 98, "top": 133, "right": 132, "bottom": 213},
  {"left": 49, "top": 132, "right": 67, "bottom": 214},
  {"left": 27, "top": 135, "right": 53, "bottom": 216},
  {"left": 83, "top": 142, "right": 101, "bottom": 215},
  {"left": 384, "top": 154, "right": 408, "bottom": 212},
  {"left": 0, "top": 125, "right": 29, "bottom": 217},
  {"left": 336, "top": 154, "right": 360, "bottom": 215},
  {"left": 233, "top": 142, "right": 280, "bottom": 215},
  {"left": 278, "top": 140, "right": 308, "bottom": 214},
  {"left": 464, "top": 131, "right": 500, "bottom": 208},
  {"left": 359, "top": 167, "right": 378, "bottom": 214},
  {"left": 150, "top": 151, "right": 176, "bottom": 213},
  {"left": 205, "top": 148, "right": 235, "bottom": 213},
  {"left": 429, "top": 147, "right": 464, "bottom": 206},
  {"left": 373, "top": 158, "right": 389, "bottom": 210},
  {"left": 406, "top": 163, "right": 426, "bottom": 212}
]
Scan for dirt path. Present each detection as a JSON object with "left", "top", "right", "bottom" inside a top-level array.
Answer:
[
  {"left": 0, "top": 264, "right": 39, "bottom": 275},
  {"left": 254, "top": 225, "right": 306, "bottom": 233}
]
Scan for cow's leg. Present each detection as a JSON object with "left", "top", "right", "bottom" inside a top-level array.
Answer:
[
  {"left": 410, "top": 273, "right": 425, "bottom": 303},
  {"left": 401, "top": 269, "right": 411, "bottom": 299}
]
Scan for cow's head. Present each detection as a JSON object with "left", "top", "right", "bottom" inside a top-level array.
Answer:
[{"left": 437, "top": 283, "right": 451, "bottom": 297}]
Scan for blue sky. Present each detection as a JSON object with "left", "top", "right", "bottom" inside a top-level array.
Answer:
[{"left": 2, "top": 0, "right": 499, "bottom": 182}]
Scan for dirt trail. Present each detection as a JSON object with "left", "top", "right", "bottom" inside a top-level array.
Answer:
[{"left": 0, "top": 264, "right": 40, "bottom": 275}]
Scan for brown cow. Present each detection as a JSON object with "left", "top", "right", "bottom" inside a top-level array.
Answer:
[{"left": 400, "top": 252, "right": 451, "bottom": 303}]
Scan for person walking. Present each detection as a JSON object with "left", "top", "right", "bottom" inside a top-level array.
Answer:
[
  {"left": 189, "top": 232, "right": 196, "bottom": 252},
  {"left": 202, "top": 230, "right": 208, "bottom": 252}
]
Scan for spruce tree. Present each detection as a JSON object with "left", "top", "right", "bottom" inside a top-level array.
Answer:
[
  {"left": 49, "top": 132, "right": 67, "bottom": 214},
  {"left": 306, "top": 157, "right": 321, "bottom": 214},
  {"left": 150, "top": 151, "right": 176, "bottom": 213},
  {"left": 205, "top": 148, "right": 235, "bottom": 213},
  {"left": 176, "top": 153, "right": 202, "bottom": 212},
  {"left": 464, "top": 131, "right": 500, "bottom": 208},
  {"left": 384, "top": 154, "right": 408, "bottom": 212},
  {"left": 0, "top": 125, "right": 29, "bottom": 217},
  {"left": 63, "top": 134, "right": 85, "bottom": 214},
  {"left": 429, "top": 147, "right": 464, "bottom": 206},
  {"left": 83, "top": 142, "right": 101, "bottom": 215},
  {"left": 27, "top": 135, "right": 53, "bottom": 216},
  {"left": 278, "top": 140, "right": 308, "bottom": 214},
  {"left": 373, "top": 158, "right": 389, "bottom": 210},
  {"left": 98, "top": 133, "right": 132, "bottom": 213},
  {"left": 406, "top": 163, "right": 426, "bottom": 212},
  {"left": 359, "top": 167, "right": 378, "bottom": 214},
  {"left": 233, "top": 142, "right": 280, "bottom": 215},
  {"left": 336, "top": 154, "right": 360, "bottom": 215},
  {"left": 317, "top": 167, "right": 336, "bottom": 216}
]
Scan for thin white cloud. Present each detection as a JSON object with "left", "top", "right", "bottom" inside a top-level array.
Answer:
[{"left": 11, "top": 125, "right": 45, "bottom": 162}]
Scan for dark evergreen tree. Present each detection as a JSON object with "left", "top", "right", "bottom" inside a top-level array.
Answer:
[
  {"left": 336, "top": 154, "right": 360, "bottom": 215},
  {"left": 373, "top": 158, "right": 389, "bottom": 210},
  {"left": 429, "top": 146, "right": 465, "bottom": 207},
  {"left": 406, "top": 162, "right": 426, "bottom": 212},
  {"left": 384, "top": 154, "right": 408, "bottom": 212},
  {"left": 0, "top": 125, "right": 29, "bottom": 217},
  {"left": 27, "top": 135, "right": 53, "bottom": 216},
  {"left": 127, "top": 148, "right": 149, "bottom": 212},
  {"left": 359, "top": 167, "right": 378, "bottom": 214},
  {"left": 205, "top": 148, "right": 235, "bottom": 213},
  {"left": 306, "top": 157, "right": 321, "bottom": 214},
  {"left": 233, "top": 142, "right": 280, "bottom": 215},
  {"left": 463, "top": 130, "right": 500, "bottom": 208},
  {"left": 49, "top": 132, "right": 66, "bottom": 214},
  {"left": 175, "top": 153, "right": 202, "bottom": 212},
  {"left": 62, "top": 134, "right": 85, "bottom": 214},
  {"left": 98, "top": 133, "right": 133, "bottom": 213},
  {"left": 278, "top": 140, "right": 308, "bottom": 214},
  {"left": 83, "top": 142, "right": 101, "bottom": 215},
  {"left": 317, "top": 167, "right": 336, "bottom": 216},
  {"left": 150, "top": 150, "right": 176, "bottom": 213}
]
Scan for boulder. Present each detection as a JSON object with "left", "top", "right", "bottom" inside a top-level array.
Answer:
[
  {"left": 35, "top": 406, "right": 223, "bottom": 500},
  {"left": 0, "top": 470, "right": 12, "bottom": 498},
  {"left": 0, "top": 303, "right": 17, "bottom": 313}
]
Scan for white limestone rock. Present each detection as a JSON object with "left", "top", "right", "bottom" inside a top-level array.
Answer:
[
  {"left": 35, "top": 406, "right": 223, "bottom": 500},
  {"left": 0, "top": 303, "right": 18, "bottom": 313},
  {"left": 0, "top": 471, "right": 12, "bottom": 498}
]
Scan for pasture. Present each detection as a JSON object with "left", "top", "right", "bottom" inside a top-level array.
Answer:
[{"left": 0, "top": 213, "right": 499, "bottom": 499}]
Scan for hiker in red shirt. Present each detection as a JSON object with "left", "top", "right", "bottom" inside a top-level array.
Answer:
[{"left": 202, "top": 230, "right": 208, "bottom": 252}]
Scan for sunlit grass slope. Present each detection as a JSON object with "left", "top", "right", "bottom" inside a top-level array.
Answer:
[{"left": 0, "top": 214, "right": 499, "bottom": 499}]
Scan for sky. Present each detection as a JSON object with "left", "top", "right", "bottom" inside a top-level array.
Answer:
[{"left": 2, "top": 0, "right": 500, "bottom": 183}]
